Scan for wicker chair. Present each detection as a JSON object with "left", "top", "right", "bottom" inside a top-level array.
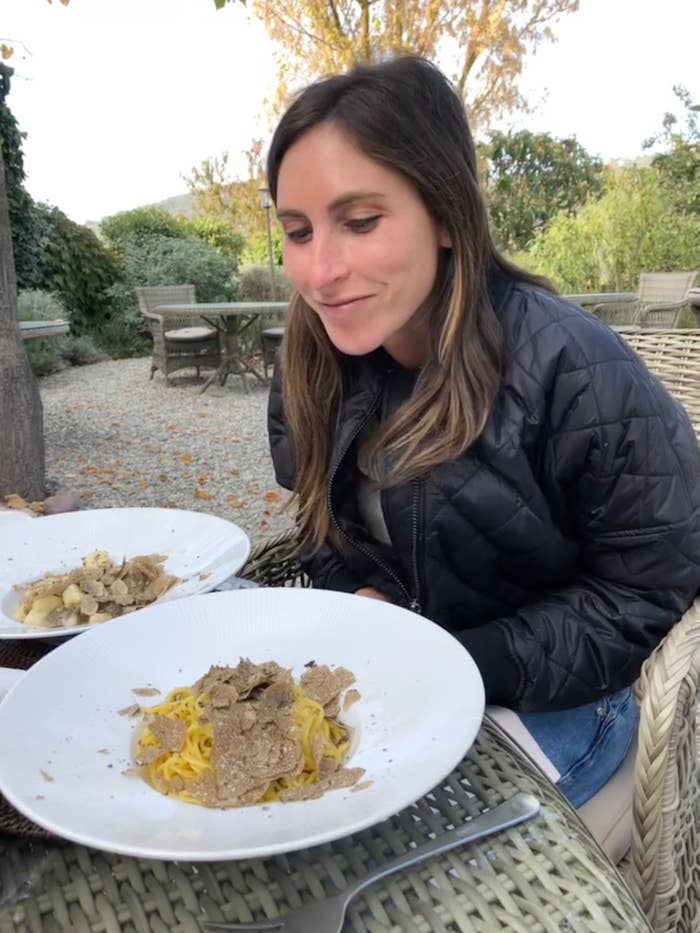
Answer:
[
  {"left": 596, "top": 273, "right": 698, "bottom": 328},
  {"left": 611, "top": 330, "right": 700, "bottom": 932},
  {"left": 261, "top": 326, "right": 285, "bottom": 380},
  {"left": 240, "top": 328, "right": 700, "bottom": 933},
  {"left": 136, "top": 285, "right": 221, "bottom": 383}
]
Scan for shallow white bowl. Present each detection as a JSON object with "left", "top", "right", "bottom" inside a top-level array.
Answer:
[{"left": 0, "top": 587, "right": 484, "bottom": 860}]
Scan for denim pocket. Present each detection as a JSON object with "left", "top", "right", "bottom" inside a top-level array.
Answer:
[{"left": 556, "top": 686, "right": 638, "bottom": 807}]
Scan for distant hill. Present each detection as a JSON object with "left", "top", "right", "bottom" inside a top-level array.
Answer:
[
  {"left": 86, "top": 191, "right": 198, "bottom": 235},
  {"left": 606, "top": 155, "right": 655, "bottom": 170},
  {"left": 150, "top": 192, "right": 197, "bottom": 218}
]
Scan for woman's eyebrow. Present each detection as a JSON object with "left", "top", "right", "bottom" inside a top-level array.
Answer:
[{"left": 277, "top": 190, "right": 387, "bottom": 221}]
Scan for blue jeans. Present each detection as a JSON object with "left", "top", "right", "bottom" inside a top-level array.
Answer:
[{"left": 518, "top": 686, "right": 639, "bottom": 808}]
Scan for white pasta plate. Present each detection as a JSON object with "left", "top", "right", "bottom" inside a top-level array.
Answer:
[
  {"left": 0, "top": 508, "right": 250, "bottom": 639},
  {"left": 0, "top": 587, "right": 485, "bottom": 860}
]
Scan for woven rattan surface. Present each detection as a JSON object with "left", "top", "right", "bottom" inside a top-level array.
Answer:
[
  {"left": 240, "top": 531, "right": 308, "bottom": 588},
  {"left": 620, "top": 329, "right": 700, "bottom": 434},
  {"left": 0, "top": 718, "right": 651, "bottom": 932},
  {"left": 628, "top": 599, "right": 700, "bottom": 933},
  {"left": 0, "top": 641, "right": 55, "bottom": 841}
]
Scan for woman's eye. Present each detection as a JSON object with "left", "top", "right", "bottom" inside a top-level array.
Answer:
[
  {"left": 346, "top": 215, "right": 380, "bottom": 233},
  {"left": 285, "top": 228, "right": 312, "bottom": 243}
]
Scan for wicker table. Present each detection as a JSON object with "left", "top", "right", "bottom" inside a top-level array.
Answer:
[
  {"left": 0, "top": 686, "right": 651, "bottom": 931},
  {"left": 155, "top": 302, "right": 288, "bottom": 394}
]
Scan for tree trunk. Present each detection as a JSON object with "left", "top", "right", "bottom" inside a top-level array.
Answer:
[{"left": 0, "top": 141, "right": 45, "bottom": 500}]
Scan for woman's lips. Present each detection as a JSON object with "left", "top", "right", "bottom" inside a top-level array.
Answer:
[{"left": 319, "top": 295, "right": 373, "bottom": 316}]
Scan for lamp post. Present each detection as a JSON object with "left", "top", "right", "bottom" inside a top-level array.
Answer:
[{"left": 258, "top": 186, "right": 277, "bottom": 302}]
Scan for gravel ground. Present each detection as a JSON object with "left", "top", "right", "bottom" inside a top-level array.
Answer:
[{"left": 39, "top": 358, "right": 294, "bottom": 546}]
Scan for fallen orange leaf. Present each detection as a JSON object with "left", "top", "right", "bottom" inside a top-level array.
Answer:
[
  {"left": 195, "top": 489, "right": 213, "bottom": 500},
  {"left": 229, "top": 468, "right": 239, "bottom": 476},
  {"left": 137, "top": 482, "right": 148, "bottom": 490},
  {"left": 264, "top": 491, "right": 281, "bottom": 502},
  {"left": 180, "top": 453, "right": 193, "bottom": 464},
  {"left": 158, "top": 474, "right": 168, "bottom": 482},
  {"left": 197, "top": 474, "right": 210, "bottom": 485},
  {"left": 4, "top": 494, "right": 28, "bottom": 510}
]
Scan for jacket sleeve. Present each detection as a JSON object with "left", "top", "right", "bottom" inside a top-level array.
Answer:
[
  {"left": 458, "top": 326, "right": 700, "bottom": 711},
  {"left": 267, "top": 364, "right": 366, "bottom": 594}
]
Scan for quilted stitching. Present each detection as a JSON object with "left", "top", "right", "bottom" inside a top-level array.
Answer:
[{"left": 269, "top": 277, "right": 700, "bottom": 711}]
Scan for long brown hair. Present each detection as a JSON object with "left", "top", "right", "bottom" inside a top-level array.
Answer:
[{"left": 267, "top": 56, "right": 551, "bottom": 550}]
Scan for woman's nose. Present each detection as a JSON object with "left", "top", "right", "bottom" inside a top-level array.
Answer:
[{"left": 307, "top": 236, "right": 348, "bottom": 292}]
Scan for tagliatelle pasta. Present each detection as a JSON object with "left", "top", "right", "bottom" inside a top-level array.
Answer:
[{"left": 133, "top": 659, "right": 364, "bottom": 807}]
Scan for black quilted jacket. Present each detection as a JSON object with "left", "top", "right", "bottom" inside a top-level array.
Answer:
[{"left": 268, "top": 273, "right": 700, "bottom": 711}]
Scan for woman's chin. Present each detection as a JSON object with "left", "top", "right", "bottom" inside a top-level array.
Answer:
[{"left": 323, "top": 325, "right": 382, "bottom": 357}]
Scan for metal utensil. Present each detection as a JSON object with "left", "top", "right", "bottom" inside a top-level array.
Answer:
[{"left": 202, "top": 791, "right": 540, "bottom": 933}]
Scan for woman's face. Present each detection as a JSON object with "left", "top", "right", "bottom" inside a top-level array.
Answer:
[{"left": 276, "top": 121, "right": 448, "bottom": 368}]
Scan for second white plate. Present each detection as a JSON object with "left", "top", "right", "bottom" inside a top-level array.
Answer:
[{"left": 0, "top": 507, "right": 250, "bottom": 639}]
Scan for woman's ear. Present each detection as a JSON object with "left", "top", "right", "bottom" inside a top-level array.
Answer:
[{"left": 439, "top": 227, "right": 452, "bottom": 249}]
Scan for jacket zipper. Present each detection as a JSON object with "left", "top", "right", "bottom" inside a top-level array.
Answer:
[
  {"left": 409, "top": 478, "right": 423, "bottom": 613},
  {"left": 327, "top": 386, "right": 422, "bottom": 613}
]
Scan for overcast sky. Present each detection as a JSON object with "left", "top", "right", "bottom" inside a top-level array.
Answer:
[{"left": 2, "top": 0, "right": 698, "bottom": 224}]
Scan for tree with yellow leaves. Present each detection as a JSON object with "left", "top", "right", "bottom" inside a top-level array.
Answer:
[{"left": 218, "top": 0, "right": 579, "bottom": 128}]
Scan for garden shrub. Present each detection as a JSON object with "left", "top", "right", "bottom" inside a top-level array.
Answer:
[
  {"left": 236, "top": 263, "right": 292, "bottom": 302},
  {"left": 16, "top": 289, "right": 67, "bottom": 322},
  {"left": 37, "top": 204, "right": 122, "bottom": 333},
  {"left": 241, "top": 226, "right": 284, "bottom": 267},
  {"left": 187, "top": 215, "right": 245, "bottom": 262},
  {"left": 525, "top": 167, "right": 700, "bottom": 293},
  {"left": 17, "top": 290, "right": 108, "bottom": 375},
  {"left": 118, "top": 235, "right": 238, "bottom": 301},
  {"left": 95, "top": 283, "right": 151, "bottom": 359},
  {"left": 0, "top": 98, "right": 45, "bottom": 290},
  {"left": 480, "top": 129, "right": 604, "bottom": 254},
  {"left": 100, "top": 206, "right": 186, "bottom": 251}
]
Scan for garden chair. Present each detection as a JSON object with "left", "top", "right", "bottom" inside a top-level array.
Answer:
[
  {"left": 136, "top": 285, "right": 221, "bottom": 383},
  {"left": 261, "top": 326, "right": 285, "bottom": 380},
  {"left": 593, "top": 272, "right": 698, "bottom": 328},
  {"left": 594, "top": 272, "right": 697, "bottom": 327},
  {"left": 240, "top": 329, "right": 700, "bottom": 933},
  {"left": 635, "top": 272, "right": 698, "bottom": 327}
]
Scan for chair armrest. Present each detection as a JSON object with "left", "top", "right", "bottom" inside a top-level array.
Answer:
[
  {"left": 140, "top": 309, "right": 164, "bottom": 324},
  {"left": 592, "top": 300, "right": 640, "bottom": 313},
  {"left": 628, "top": 598, "right": 700, "bottom": 924},
  {"left": 240, "top": 528, "right": 307, "bottom": 588},
  {"left": 640, "top": 300, "right": 688, "bottom": 314}
]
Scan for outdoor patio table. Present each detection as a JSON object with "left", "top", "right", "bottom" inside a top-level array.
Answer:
[
  {"left": 155, "top": 302, "right": 288, "bottom": 394},
  {"left": 0, "top": 644, "right": 650, "bottom": 931},
  {"left": 563, "top": 292, "right": 638, "bottom": 307},
  {"left": 18, "top": 319, "right": 70, "bottom": 341}
]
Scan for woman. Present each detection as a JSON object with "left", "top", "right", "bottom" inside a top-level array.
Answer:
[{"left": 266, "top": 56, "right": 700, "bottom": 807}]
